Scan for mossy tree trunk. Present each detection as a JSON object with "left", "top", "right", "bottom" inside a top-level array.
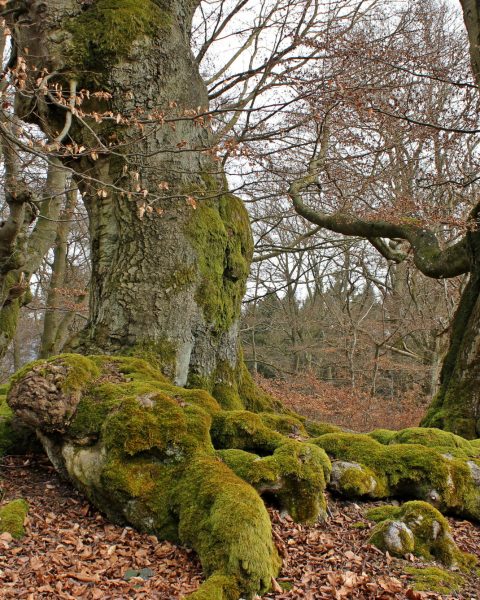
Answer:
[
  {"left": 9, "top": 0, "right": 253, "bottom": 399},
  {"left": 422, "top": 231, "right": 480, "bottom": 438}
]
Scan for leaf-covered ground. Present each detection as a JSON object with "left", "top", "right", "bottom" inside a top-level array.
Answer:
[{"left": 1, "top": 456, "right": 479, "bottom": 599}]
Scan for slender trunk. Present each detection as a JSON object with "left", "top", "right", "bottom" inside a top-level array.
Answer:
[{"left": 40, "top": 184, "right": 77, "bottom": 358}]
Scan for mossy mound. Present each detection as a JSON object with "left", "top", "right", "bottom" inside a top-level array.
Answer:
[
  {"left": 313, "top": 433, "right": 480, "bottom": 521},
  {"left": 368, "top": 429, "right": 396, "bottom": 444},
  {"left": 304, "top": 421, "right": 344, "bottom": 437},
  {"left": 0, "top": 498, "right": 29, "bottom": 538},
  {"left": 7, "top": 354, "right": 333, "bottom": 599},
  {"left": 367, "top": 501, "right": 476, "bottom": 568}
]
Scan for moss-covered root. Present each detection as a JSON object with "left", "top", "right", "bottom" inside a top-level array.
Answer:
[
  {"left": 176, "top": 457, "right": 280, "bottom": 598},
  {"left": 7, "top": 354, "right": 281, "bottom": 598},
  {"left": 185, "top": 572, "right": 239, "bottom": 600},
  {"left": 0, "top": 499, "right": 29, "bottom": 538},
  {"left": 367, "top": 501, "right": 476, "bottom": 569},
  {"left": 218, "top": 441, "right": 331, "bottom": 523},
  {"left": 380, "top": 427, "right": 478, "bottom": 458},
  {"left": 312, "top": 432, "right": 480, "bottom": 521}
]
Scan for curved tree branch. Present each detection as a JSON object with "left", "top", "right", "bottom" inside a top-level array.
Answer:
[{"left": 289, "top": 142, "right": 471, "bottom": 279}]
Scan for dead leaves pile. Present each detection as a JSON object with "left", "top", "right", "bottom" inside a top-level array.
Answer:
[
  {"left": 1, "top": 457, "right": 480, "bottom": 599},
  {"left": 0, "top": 456, "right": 202, "bottom": 599}
]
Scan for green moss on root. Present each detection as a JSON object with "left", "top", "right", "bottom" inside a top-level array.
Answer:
[
  {"left": 368, "top": 429, "right": 396, "bottom": 444},
  {"left": 211, "top": 410, "right": 284, "bottom": 453},
  {"left": 0, "top": 499, "right": 28, "bottom": 538},
  {"left": 305, "top": 421, "right": 343, "bottom": 437},
  {"left": 313, "top": 432, "right": 480, "bottom": 520},
  {"left": 11, "top": 354, "right": 283, "bottom": 598},
  {"left": 387, "top": 427, "right": 476, "bottom": 457},
  {"left": 218, "top": 441, "right": 330, "bottom": 523},
  {"left": 186, "top": 573, "right": 239, "bottom": 600}
]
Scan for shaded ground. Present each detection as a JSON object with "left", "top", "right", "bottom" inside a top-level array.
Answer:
[{"left": 1, "top": 456, "right": 479, "bottom": 599}]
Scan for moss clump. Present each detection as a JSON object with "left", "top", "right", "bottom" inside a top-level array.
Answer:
[
  {"left": 0, "top": 499, "right": 29, "bottom": 538},
  {"left": 186, "top": 573, "right": 239, "bottom": 600},
  {"left": 66, "top": 0, "right": 172, "bottom": 77},
  {"left": 211, "top": 410, "right": 284, "bottom": 453},
  {"left": 368, "top": 429, "right": 396, "bottom": 444},
  {"left": 367, "top": 501, "right": 477, "bottom": 568},
  {"left": 471, "top": 438, "right": 480, "bottom": 450},
  {"left": 404, "top": 566, "right": 465, "bottom": 594},
  {"left": 259, "top": 413, "right": 306, "bottom": 437},
  {"left": 305, "top": 421, "right": 343, "bottom": 437}
]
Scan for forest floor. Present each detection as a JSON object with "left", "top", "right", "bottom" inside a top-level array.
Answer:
[
  {"left": 257, "top": 374, "right": 430, "bottom": 432},
  {"left": 1, "top": 455, "right": 479, "bottom": 600}
]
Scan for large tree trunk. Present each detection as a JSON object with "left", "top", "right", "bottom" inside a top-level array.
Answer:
[
  {"left": 422, "top": 231, "right": 480, "bottom": 438},
  {"left": 10, "top": 0, "right": 254, "bottom": 401}
]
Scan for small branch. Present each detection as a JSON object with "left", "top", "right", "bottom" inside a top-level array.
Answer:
[{"left": 54, "top": 79, "right": 77, "bottom": 143}]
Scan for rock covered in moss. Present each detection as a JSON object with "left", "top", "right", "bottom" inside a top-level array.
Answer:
[
  {"left": 369, "top": 519, "right": 415, "bottom": 555},
  {"left": 329, "top": 460, "right": 379, "bottom": 497},
  {"left": 0, "top": 499, "right": 28, "bottom": 538},
  {"left": 367, "top": 501, "right": 476, "bottom": 568}
]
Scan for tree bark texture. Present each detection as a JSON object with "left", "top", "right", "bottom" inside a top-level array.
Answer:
[{"left": 9, "top": 0, "right": 253, "bottom": 394}]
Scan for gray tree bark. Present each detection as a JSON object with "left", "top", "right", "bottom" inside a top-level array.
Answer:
[{"left": 9, "top": 0, "right": 254, "bottom": 397}]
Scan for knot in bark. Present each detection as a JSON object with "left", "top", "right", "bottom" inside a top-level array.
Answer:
[{"left": 8, "top": 361, "right": 82, "bottom": 434}]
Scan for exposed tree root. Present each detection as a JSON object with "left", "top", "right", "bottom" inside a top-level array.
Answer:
[{"left": 3, "top": 354, "right": 480, "bottom": 598}]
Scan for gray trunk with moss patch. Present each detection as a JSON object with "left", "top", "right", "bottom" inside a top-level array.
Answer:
[{"left": 10, "top": 0, "right": 252, "bottom": 389}]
